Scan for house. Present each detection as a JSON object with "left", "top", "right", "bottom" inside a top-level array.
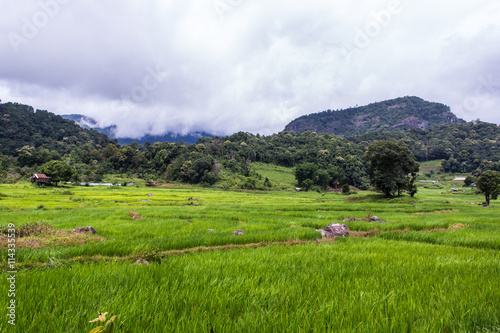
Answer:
[{"left": 30, "top": 174, "right": 51, "bottom": 185}]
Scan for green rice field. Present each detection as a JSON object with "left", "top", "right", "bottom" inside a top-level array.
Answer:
[{"left": 0, "top": 181, "right": 499, "bottom": 332}]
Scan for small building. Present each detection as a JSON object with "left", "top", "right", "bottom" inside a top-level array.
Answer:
[
  {"left": 453, "top": 177, "right": 466, "bottom": 182},
  {"left": 30, "top": 174, "right": 51, "bottom": 185}
]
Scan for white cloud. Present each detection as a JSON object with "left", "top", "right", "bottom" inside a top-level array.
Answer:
[{"left": 0, "top": 0, "right": 499, "bottom": 138}]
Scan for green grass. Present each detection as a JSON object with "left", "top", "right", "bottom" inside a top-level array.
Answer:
[
  {"left": 252, "top": 162, "right": 297, "bottom": 189},
  {"left": 0, "top": 181, "right": 499, "bottom": 332}
]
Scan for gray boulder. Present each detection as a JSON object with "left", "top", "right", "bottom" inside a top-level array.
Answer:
[
  {"left": 317, "top": 223, "right": 349, "bottom": 238},
  {"left": 231, "top": 229, "right": 245, "bottom": 235},
  {"left": 370, "top": 216, "right": 386, "bottom": 223},
  {"left": 134, "top": 258, "right": 150, "bottom": 265},
  {"left": 71, "top": 226, "right": 97, "bottom": 234}
]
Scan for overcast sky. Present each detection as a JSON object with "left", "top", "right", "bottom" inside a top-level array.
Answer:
[{"left": 1, "top": 0, "right": 499, "bottom": 138}]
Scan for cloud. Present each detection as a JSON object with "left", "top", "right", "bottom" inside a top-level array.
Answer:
[{"left": 1, "top": 0, "right": 499, "bottom": 138}]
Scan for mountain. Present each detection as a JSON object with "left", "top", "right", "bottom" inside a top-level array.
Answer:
[
  {"left": 61, "top": 114, "right": 214, "bottom": 145},
  {"left": 61, "top": 114, "right": 117, "bottom": 138},
  {"left": 0, "top": 102, "right": 115, "bottom": 156},
  {"left": 284, "top": 96, "right": 465, "bottom": 136}
]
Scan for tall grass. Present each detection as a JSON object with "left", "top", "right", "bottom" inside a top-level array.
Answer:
[
  {"left": 0, "top": 182, "right": 499, "bottom": 331},
  {"left": 1, "top": 239, "right": 498, "bottom": 332}
]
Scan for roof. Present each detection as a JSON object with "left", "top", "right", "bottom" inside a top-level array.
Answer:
[{"left": 30, "top": 174, "right": 50, "bottom": 179}]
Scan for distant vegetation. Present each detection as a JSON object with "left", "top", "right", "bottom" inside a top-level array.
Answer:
[{"left": 0, "top": 101, "right": 499, "bottom": 192}]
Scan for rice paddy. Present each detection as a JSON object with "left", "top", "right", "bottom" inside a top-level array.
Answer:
[{"left": 0, "top": 181, "right": 499, "bottom": 332}]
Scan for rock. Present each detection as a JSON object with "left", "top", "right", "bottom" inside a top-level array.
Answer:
[
  {"left": 370, "top": 216, "right": 386, "bottom": 223},
  {"left": 317, "top": 223, "right": 349, "bottom": 238},
  {"left": 134, "top": 258, "right": 150, "bottom": 265},
  {"left": 71, "top": 226, "right": 97, "bottom": 234},
  {"left": 147, "top": 193, "right": 154, "bottom": 197},
  {"left": 208, "top": 229, "right": 215, "bottom": 232},
  {"left": 231, "top": 229, "right": 245, "bottom": 235}
]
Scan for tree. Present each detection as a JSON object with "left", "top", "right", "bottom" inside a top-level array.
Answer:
[
  {"left": 40, "top": 160, "right": 74, "bottom": 185},
  {"left": 342, "top": 183, "right": 350, "bottom": 194},
  {"left": 316, "top": 169, "right": 330, "bottom": 191},
  {"left": 294, "top": 163, "right": 318, "bottom": 187},
  {"left": 364, "top": 138, "right": 420, "bottom": 197},
  {"left": 264, "top": 177, "right": 272, "bottom": 188},
  {"left": 477, "top": 170, "right": 500, "bottom": 206},
  {"left": 463, "top": 176, "right": 476, "bottom": 187},
  {"left": 408, "top": 170, "right": 418, "bottom": 197},
  {"left": 302, "top": 179, "right": 314, "bottom": 191}
]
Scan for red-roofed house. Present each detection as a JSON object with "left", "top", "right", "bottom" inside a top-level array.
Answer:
[{"left": 30, "top": 174, "right": 51, "bottom": 185}]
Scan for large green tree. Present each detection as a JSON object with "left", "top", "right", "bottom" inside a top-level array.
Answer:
[
  {"left": 40, "top": 160, "right": 74, "bottom": 185},
  {"left": 477, "top": 170, "right": 500, "bottom": 206},
  {"left": 294, "top": 163, "right": 318, "bottom": 187},
  {"left": 364, "top": 138, "right": 420, "bottom": 197}
]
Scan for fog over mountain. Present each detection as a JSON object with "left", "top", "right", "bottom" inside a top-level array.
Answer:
[{"left": 1, "top": 0, "right": 499, "bottom": 138}]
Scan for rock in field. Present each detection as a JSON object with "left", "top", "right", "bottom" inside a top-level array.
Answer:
[
  {"left": 370, "top": 216, "right": 386, "bottom": 223},
  {"left": 317, "top": 223, "right": 349, "bottom": 238},
  {"left": 134, "top": 258, "right": 150, "bottom": 265},
  {"left": 71, "top": 226, "right": 97, "bottom": 234},
  {"left": 231, "top": 229, "right": 245, "bottom": 235}
]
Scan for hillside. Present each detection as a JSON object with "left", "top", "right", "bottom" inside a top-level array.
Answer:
[
  {"left": 0, "top": 102, "right": 116, "bottom": 156},
  {"left": 284, "top": 96, "right": 465, "bottom": 136}
]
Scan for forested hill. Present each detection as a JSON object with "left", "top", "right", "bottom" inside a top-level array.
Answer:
[
  {"left": 284, "top": 96, "right": 465, "bottom": 136},
  {"left": 0, "top": 102, "right": 116, "bottom": 156}
]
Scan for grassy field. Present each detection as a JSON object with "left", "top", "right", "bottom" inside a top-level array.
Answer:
[
  {"left": 0, "top": 179, "right": 499, "bottom": 332},
  {"left": 252, "top": 162, "right": 297, "bottom": 189}
]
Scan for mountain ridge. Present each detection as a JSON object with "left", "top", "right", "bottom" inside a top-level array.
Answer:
[{"left": 284, "top": 96, "right": 465, "bottom": 136}]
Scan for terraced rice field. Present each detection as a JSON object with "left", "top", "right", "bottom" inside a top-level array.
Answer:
[{"left": 0, "top": 182, "right": 498, "bottom": 332}]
